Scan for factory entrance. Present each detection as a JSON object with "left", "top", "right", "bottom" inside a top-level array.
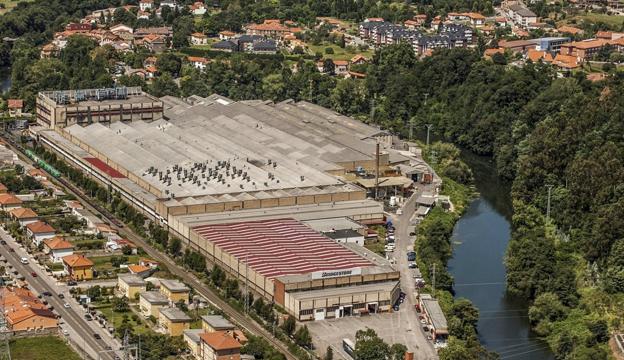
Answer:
[
  {"left": 335, "top": 305, "right": 353, "bottom": 318},
  {"left": 367, "top": 302, "right": 378, "bottom": 314}
]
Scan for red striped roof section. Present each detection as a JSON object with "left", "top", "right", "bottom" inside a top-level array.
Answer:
[
  {"left": 193, "top": 218, "right": 373, "bottom": 279},
  {"left": 84, "top": 157, "right": 126, "bottom": 178}
]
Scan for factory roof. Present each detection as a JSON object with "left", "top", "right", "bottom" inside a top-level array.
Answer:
[
  {"left": 177, "top": 199, "right": 383, "bottom": 227},
  {"left": 38, "top": 87, "right": 160, "bottom": 108},
  {"left": 193, "top": 218, "right": 374, "bottom": 279},
  {"left": 302, "top": 217, "right": 365, "bottom": 233},
  {"left": 288, "top": 279, "right": 399, "bottom": 301}
]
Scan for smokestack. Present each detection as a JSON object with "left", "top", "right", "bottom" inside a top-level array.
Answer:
[{"left": 404, "top": 352, "right": 414, "bottom": 360}]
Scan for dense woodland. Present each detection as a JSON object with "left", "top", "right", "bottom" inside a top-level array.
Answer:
[{"left": 2, "top": 0, "right": 624, "bottom": 359}]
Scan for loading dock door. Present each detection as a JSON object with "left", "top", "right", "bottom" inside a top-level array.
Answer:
[
  {"left": 314, "top": 308, "right": 326, "bottom": 321},
  {"left": 367, "top": 302, "right": 378, "bottom": 314}
]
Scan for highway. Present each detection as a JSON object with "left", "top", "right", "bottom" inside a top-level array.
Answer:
[
  {"left": 1, "top": 135, "right": 299, "bottom": 360},
  {"left": 0, "top": 231, "right": 122, "bottom": 360}
]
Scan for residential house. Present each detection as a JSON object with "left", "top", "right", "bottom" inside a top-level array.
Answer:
[
  {"left": 43, "top": 236, "right": 74, "bottom": 263},
  {"left": 139, "top": 291, "right": 169, "bottom": 318},
  {"left": 139, "top": 258, "right": 159, "bottom": 269},
  {"left": 128, "top": 264, "right": 152, "bottom": 277},
  {"left": 251, "top": 39, "right": 277, "bottom": 54},
  {"left": 139, "top": 0, "right": 153, "bottom": 11},
  {"left": 106, "top": 238, "right": 137, "bottom": 253},
  {"left": 66, "top": 23, "right": 92, "bottom": 31},
  {"left": 160, "top": 279, "right": 190, "bottom": 304},
  {"left": 246, "top": 19, "right": 300, "bottom": 39},
  {"left": 62, "top": 254, "right": 94, "bottom": 281},
  {"left": 552, "top": 53, "right": 580, "bottom": 70},
  {"left": 350, "top": 54, "right": 368, "bottom": 66},
  {"left": 212, "top": 40, "right": 238, "bottom": 52},
  {"left": 27, "top": 168, "right": 47, "bottom": 181},
  {"left": 110, "top": 24, "right": 134, "bottom": 34},
  {"left": 184, "top": 329, "right": 205, "bottom": 359},
  {"left": 219, "top": 31, "right": 236, "bottom": 40},
  {"left": 8, "top": 207, "right": 38, "bottom": 227},
  {"left": 498, "top": 39, "right": 536, "bottom": 53},
  {"left": 484, "top": 47, "right": 505, "bottom": 59},
  {"left": 532, "top": 37, "right": 571, "bottom": 52},
  {"left": 160, "top": 0, "right": 178, "bottom": 9},
  {"left": 143, "top": 34, "right": 167, "bottom": 53},
  {"left": 527, "top": 49, "right": 554, "bottom": 63},
  {"left": 135, "top": 27, "right": 173, "bottom": 39},
  {"left": 200, "top": 331, "right": 242, "bottom": 360},
  {"left": 6, "top": 307, "right": 58, "bottom": 331},
  {"left": 188, "top": 56, "right": 210, "bottom": 71},
  {"left": 495, "top": 17, "right": 510, "bottom": 27},
  {"left": 202, "top": 315, "right": 235, "bottom": 333},
  {"left": 95, "top": 223, "right": 118, "bottom": 237},
  {"left": 333, "top": 60, "right": 349, "bottom": 76},
  {"left": 507, "top": 4, "right": 537, "bottom": 28},
  {"left": 63, "top": 200, "right": 83, "bottom": 212},
  {"left": 145, "top": 65, "right": 158, "bottom": 79},
  {"left": 7, "top": 99, "right": 24, "bottom": 117},
  {"left": 158, "top": 307, "right": 191, "bottom": 336},
  {"left": 447, "top": 12, "right": 486, "bottom": 26},
  {"left": 137, "top": 10, "right": 150, "bottom": 20},
  {"left": 72, "top": 208, "right": 99, "bottom": 229},
  {"left": 190, "top": 1, "right": 207, "bottom": 15},
  {"left": 26, "top": 221, "right": 56, "bottom": 246},
  {"left": 117, "top": 273, "right": 147, "bottom": 298},
  {"left": 559, "top": 39, "right": 610, "bottom": 61},
  {"left": 190, "top": 32, "right": 209, "bottom": 45},
  {"left": 557, "top": 25, "right": 583, "bottom": 36},
  {"left": 143, "top": 56, "right": 158, "bottom": 68}
]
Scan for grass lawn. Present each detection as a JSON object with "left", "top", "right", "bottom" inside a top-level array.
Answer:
[
  {"left": 306, "top": 42, "right": 373, "bottom": 61},
  {"left": 91, "top": 254, "right": 142, "bottom": 271},
  {"left": 93, "top": 303, "right": 151, "bottom": 334},
  {"left": 561, "top": 13, "right": 624, "bottom": 28},
  {"left": 9, "top": 336, "right": 82, "bottom": 360}
]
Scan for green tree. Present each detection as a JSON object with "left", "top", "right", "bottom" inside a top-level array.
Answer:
[
  {"left": 156, "top": 53, "right": 182, "bottom": 76},
  {"left": 113, "top": 296, "right": 130, "bottom": 312},
  {"left": 168, "top": 237, "right": 182, "bottom": 255},
  {"left": 148, "top": 73, "right": 179, "bottom": 97},
  {"left": 325, "top": 346, "right": 333, "bottom": 360},
  {"left": 528, "top": 292, "right": 567, "bottom": 336},
  {"left": 281, "top": 315, "right": 296, "bottom": 336},
  {"left": 294, "top": 325, "right": 312, "bottom": 348},
  {"left": 354, "top": 328, "right": 390, "bottom": 360}
]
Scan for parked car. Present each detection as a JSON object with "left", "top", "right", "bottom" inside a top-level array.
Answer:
[
  {"left": 63, "top": 303, "right": 70, "bottom": 308},
  {"left": 8, "top": 248, "right": 14, "bottom": 252},
  {"left": 42, "top": 291, "right": 52, "bottom": 296},
  {"left": 0, "top": 240, "right": 6, "bottom": 245},
  {"left": 84, "top": 314, "right": 92, "bottom": 321},
  {"left": 67, "top": 281, "right": 77, "bottom": 286},
  {"left": 93, "top": 333, "right": 101, "bottom": 340},
  {"left": 58, "top": 293, "right": 64, "bottom": 299},
  {"left": 408, "top": 262, "right": 417, "bottom": 269},
  {"left": 31, "top": 272, "right": 37, "bottom": 277}
]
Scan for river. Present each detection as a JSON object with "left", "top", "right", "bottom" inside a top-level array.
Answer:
[
  {"left": 0, "top": 69, "right": 11, "bottom": 93},
  {"left": 447, "top": 151, "right": 554, "bottom": 360}
]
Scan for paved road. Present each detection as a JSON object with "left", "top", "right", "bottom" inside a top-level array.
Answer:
[
  {"left": 0, "top": 232, "right": 122, "bottom": 360},
  {"left": 391, "top": 188, "right": 437, "bottom": 359}
]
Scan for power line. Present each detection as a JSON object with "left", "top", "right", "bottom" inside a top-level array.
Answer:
[
  {"left": 500, "top": 344, "right": 552, "bottom": 359},
  {"left": 454, "top": 281, "right": 506, "bottom": 286}
]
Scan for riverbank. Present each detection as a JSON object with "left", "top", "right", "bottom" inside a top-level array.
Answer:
[{"left": 449, "top": 151, "right": 554, "bottom": 360}]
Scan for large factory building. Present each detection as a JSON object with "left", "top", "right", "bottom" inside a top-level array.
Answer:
[{"left": 32, "top": 88, "right": 421, "bottom": 319}]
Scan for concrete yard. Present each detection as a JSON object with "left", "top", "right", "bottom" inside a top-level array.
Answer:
[{"left": 307, "top": 307, "right": 437, "bottom": 360}]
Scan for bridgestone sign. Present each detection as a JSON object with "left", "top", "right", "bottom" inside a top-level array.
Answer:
[{"left": 312, "top": 267, "right": 362, "bottom": 280}]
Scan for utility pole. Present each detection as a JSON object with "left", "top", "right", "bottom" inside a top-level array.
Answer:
[
  {"left": 375, "top": 142, "right": 380, "bottom": 200},
  {"left": 432, "top": 263, "right": 436, "bottom": 298},
  {"left": 370, "top": 98, "right": 376, "bottom": 124},
  {"left": 425, "top": 124, "right": 434, "bottom": 147},
  {"left": 546, "top": 184, "right": 554, "bottom": 220},
  {"left": 244, "top": 252, "right": 249, "bottom": 314}
]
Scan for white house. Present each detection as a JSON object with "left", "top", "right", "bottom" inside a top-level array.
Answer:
[
  {"left": 8, "top": 207, "right": 38, "bottom": 227},
  {"left": 43, "top": 236, "right": 74, "bottom": 263},
  {"left": 139, "top": 0, "right": 153, "bottom": 12},
  {"left": 110, "top": 24, "right": 134, "bottom": 34},
  {"left": 26, "top": 221, "right": 56, "bottom": 247},
  {"left": 187, "top": 56, "right": 209, "bottom": 71},
  {"left": 190, "top": 32, "right": 208, "bottom": 45},
  {"left": 189, "top": 2, "right": 206, "bottom": 15},
  {"left": 507, "top": 4, "right": 537, "bottom": 28},
  {"left": 160, "top": 0, "right": 178, "bottom": 9}
]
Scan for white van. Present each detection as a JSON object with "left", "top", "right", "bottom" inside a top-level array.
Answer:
[{"left": 20, "top": 257, "right": 28, "bottom": 264}]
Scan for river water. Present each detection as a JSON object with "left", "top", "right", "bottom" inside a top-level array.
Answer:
[{"left": 447, "top": 152, "right": 554, "bottom": 360}]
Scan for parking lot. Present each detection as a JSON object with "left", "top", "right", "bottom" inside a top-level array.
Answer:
[{"left": 307, "top": 305, "right": 436, "bottom": 360}]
